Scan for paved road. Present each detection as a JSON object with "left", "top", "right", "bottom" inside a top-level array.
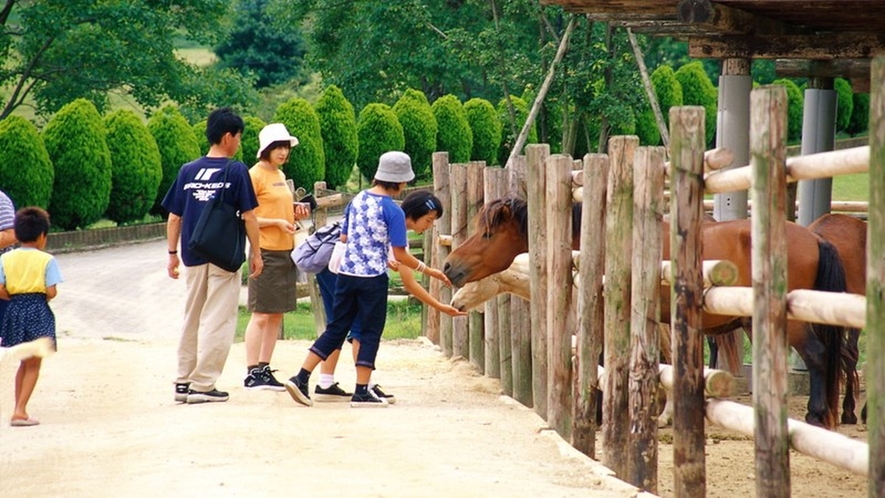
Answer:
[{"left": 53, "top": 239, "right": 187, "bottom": 343}]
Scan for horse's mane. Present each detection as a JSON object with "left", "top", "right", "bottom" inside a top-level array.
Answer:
[
  {"left": 476, "top": 196, "right": 529, "bottom": 237},
  {"left": 476, "top": 195, "right": 582, "bottom": 242}
]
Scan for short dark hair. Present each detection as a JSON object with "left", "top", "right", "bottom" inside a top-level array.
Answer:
[
  {"left": 259, "top": 141, "right": 292, "bottom": 161},
  {"left": 14, "top": 206, "right": 50, "bottom": 243},
  {"left": 401, "top": 191, "right": 443, "bottom": 221},
  {"left": 371, "top": 178, "right": 403, "bottom": 191},
  {"left": 205, "top": 107, "right": 245, "bottom": 145}
]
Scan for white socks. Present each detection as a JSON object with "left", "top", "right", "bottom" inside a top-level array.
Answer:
[{"left": 318, "top": 373, "right": 334, "bottom": 389}]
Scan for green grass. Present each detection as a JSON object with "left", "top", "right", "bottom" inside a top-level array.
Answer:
[
  {"left": 832, "top": 172, "right": 869, "bottom": 201},
  {"left": 234, "top": 299, "right": 425, "bottom": 343}
]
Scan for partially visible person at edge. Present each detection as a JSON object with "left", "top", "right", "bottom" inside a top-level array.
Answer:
[
  {"left": 242, "top": 123, "right": 310, "bottom": 391},
  {"left": 284, "top": 151, "right": 452, "bottom": 408},
  {"left": 0, "top": 189, "right": 17, "bottom": 327},
  {"left": 162, "top": 106, "right": 263, "bottom": 405},
  {"left": 312, "top": 190, "right": 466, "bottom": 403},
  {"left": 0, "top": 207, "right": 62, "bottom": 427}
]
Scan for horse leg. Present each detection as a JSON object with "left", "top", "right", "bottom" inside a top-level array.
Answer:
[
  {"left": 841, "top": 327, "right": 861, "bottom": 425},
  {"left": 791, "top": 322, "right": 839, "bottom": 429}
]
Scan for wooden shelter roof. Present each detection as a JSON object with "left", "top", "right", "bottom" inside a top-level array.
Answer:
[{"left": 541, "top": 0, "right": 885, "bottom": 90}]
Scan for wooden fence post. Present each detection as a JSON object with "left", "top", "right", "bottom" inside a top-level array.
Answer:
[
  {"left": 467, "top": 161, "right": 486, "bottom": 372},
  {"left": 869, "top": 55, "right": 885, "bottom": 496},
  {"left": 750, "top": 86, "right": 791, "bottom": 498},
  {"left": 527, "top": 144, "right": 550, "bottom": 418},
  {"left": 669, "top": 107, "right": 707, "bottom": 498},
  {"left": 450, "top": 163, "right": 469, "bottom": 359},
  {"left": 546, "top": 154, "right": 574, "bottom": 439},
  {"left": 602, "top": 135, "right": 637, "bottom": 477},
  {"left": 573, "top": 153, "right": 608, "bottom": 458},
  {"left": 509, "top": 156, "right": 532, "bottom": 406},
  {"left": 627, "top": 146, "right": 665, "bottom": 492},
  {"left": 483, "top": 167, "right": 506, "bottom": 379},
  {"left": 433, "top": 152, "right": 452, "bottom": 355}
]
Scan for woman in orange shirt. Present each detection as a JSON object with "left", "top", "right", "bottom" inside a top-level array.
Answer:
[{"left": 243, "top": 123, "right": 310, "bottom": 391}]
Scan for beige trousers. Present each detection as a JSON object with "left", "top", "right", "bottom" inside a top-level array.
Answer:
[{"left": 175, "top": 263, "right": 241, "bottom": 392}]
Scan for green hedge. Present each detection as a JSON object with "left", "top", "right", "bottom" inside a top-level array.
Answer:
[
  {"left": 356, "top": 103, "right": 404, "bottom": 182},
  {"left": 433, "top": 95, "right": 472, "bottom": 164},
  {"left": 43, "top": 99, "right": 112, "bottom": 230},
  {"left": 274, "top": 97, "right": 326, "bottom": 190},
  {"left": 464, "top": 98, "right": 502, "bottom": 166},
  {"left": 315, "top": 85, "right": 358, "bottom": 190},
  {"left": 0, "top": 116, "right": 54, "bottom": 209},
  {"left": 651, "top": 65, "right": 683, "bottom": 128},
  {"left": 104, "top": 110, "right": 162, "bottom": 224},
  {"left": 394, "top": 89, "right": 437, "bottom": 180},
  {"left": 148, "top": 105, "right": 200, "bottom": 214}
]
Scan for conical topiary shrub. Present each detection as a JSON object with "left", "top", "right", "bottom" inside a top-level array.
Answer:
[
  {"left": 148, "top": 105, "right": 200, "bottom": 214},
  {"left": 464, "top": 98, "right": 502, "bottom": 166},
  {"left": 0, "top": 116, "right": 54, "bottom": 209},
  {"left": 356, "top": 103, "right": 404, "bottom": 182},
  {"left": 43, "top": 98, "right": 112, "bottom": 230},
  {"left": 393, "top": 89, "right": 437, "bottom": 180},
  {"left": 433, "top": 95, "right": 472, "bottom": 164},
  {"left": 241, "top": 115, "right": 266, "bottom": 165},
  {"left": 315, "top": 85, "right": 358, "bottom": 190},
  {"left": 104, "top": 110, "right": 163, "bottom": 224},
  {"left": 497, "top": 95, "right": 535, "bottom": 165},
  {"left": 274, "top": 97, "right": 325, "bottom": 191}
]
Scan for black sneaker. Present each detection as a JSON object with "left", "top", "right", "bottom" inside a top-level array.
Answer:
[
  {"left": 186, "top": 388, "right": 229, "bottom": 404},
  {"left": 371, "top": 385, "right": 396, "bottom": 405},
  {"left": 284, "top": 376, "right": 313, "bottom": 406},
  {"left": 244, "top": 368, "right": 285, "bottom": 392},
  {"left": 174, "top": 383, "right": 190, "bottom": 403},
  {"left": 261, "top": 365, "right": 285, "bottom": 390},
  {"left": 314, "top": 382, "right": 353, "bottom": 402},
  {"left": 350, "top": 391, "right": 388, "bottom": 408}
]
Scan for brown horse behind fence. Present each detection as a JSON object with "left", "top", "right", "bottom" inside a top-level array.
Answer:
[
  {"left": 809, "top": 213, "right": 866, "bottom": 424},
  {"left": 443, "top": 195, "right": 853, "bottom": 429}
]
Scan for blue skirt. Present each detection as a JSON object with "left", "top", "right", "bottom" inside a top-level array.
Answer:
[{"left": 0, "top": 293, "right": 56, "bottom": 349}]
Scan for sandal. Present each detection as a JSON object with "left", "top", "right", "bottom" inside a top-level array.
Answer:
[{"left": 10, "top": 417, "right": 40, "bottom": 427}]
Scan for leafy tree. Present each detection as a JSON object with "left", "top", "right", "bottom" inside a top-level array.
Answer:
[
  {"left": 433, "top": 95, "right": 472, "bottom": 164},
  {"left": 772, "top": 79, "right": 804, "bottom": 142},
  {"left": 0, "top": 0, "right": 258, "bottom": 121},
  {"left": 43, "top": 99, "right": 112, "bottom": 230},
  {"left": 651, "top": 65, "right": 683, "bottom": 128},
  {"left": 847, "top": 93, "right": 870, "bottom": 136},
  {"left": 241, "top": 116, "right": 267, "bottom": 165},
  {"left": 393, "top": 89, "right": 438, "bottom": 180},
  {"left": 0, "top": 116, "right": 53, "bottom": 209},
  {"left": 214, "top": 0, "right": 307, "bottom": 88},
  {"left": 834, "top": 78, "right": 854, "bottom": 133},
  {"left": 314, "top": 85, "right": 358, "bottom": 190},
  {"left": 148, "top": 106, "right": 201, "bottom": 214},
  {"left": 273, "top": 98, "right": 325, "bottom": 190},
  {"left": 103, "top": 110, "right": 162, "bottom": 224},
  {"left": 356, "top": 104, "right": 404, "bottom": 182},
  {"left": 675, "top": 61, "right": 717, "bottom": 146},
  {"left": 497, "top": 95, "right": 534, "bottom": 165},
  {"left": 464, "top": 98, "right": 502, "bottom": 166},
  {"left": 192, "top": 120, "right": 210, "bottom": 156}
]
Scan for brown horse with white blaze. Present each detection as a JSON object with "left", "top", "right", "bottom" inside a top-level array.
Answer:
[{"left": 443, "top": 195, "right": 853, "bottom": 429}]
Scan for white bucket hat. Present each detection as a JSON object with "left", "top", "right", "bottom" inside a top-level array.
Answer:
[
  {"left": 257, "top": 123, "right": 299, "bottom": 158},
  {"left": 374, "top": 151, "right": 415, "bottom": 183}
]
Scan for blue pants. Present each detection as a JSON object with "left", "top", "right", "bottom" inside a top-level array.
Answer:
[
  {"left": 315, "top": 268, "right": 362, "bottom": 340},
  {"left": 310, "top": 272, "right": 388, "bottom": 370}
]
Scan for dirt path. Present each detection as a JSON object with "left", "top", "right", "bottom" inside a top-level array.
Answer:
[{"left": 0, "top": 239, "right": 869, "bottom": 496}]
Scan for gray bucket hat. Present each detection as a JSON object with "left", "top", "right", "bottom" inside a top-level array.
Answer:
[{"left": 374, "top": 151, "right": 415, "bottom": 183}]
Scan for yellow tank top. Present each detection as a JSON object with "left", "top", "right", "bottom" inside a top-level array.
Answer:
[{"left": 2, "top": 249, "right": 52, "bottom": 294}]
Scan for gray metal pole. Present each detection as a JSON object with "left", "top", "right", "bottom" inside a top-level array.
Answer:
[
  {"left": 714, "top": 59, "right": 751, "bottom": 221},
  {"left": 713, "top": 59, "right": 751, "bottom": 375},
  {"left": 797, "top": 79, "right": 836, "bottom": 227}
]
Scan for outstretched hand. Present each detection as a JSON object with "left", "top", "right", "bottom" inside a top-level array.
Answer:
[
  {"left": 439, "top": 304, "right": 468, "bottom": 317},
  {"left": 425, "top": 267, "right": 452, "bottom": 286}
]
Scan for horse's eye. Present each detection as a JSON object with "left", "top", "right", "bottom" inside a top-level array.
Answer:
[{"left": 482, "top": 231, "right": 494, "bottom": 239}]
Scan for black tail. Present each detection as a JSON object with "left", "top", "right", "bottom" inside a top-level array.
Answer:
[{"left": 813, "top": 238, "right": 849, "bottom": 426}]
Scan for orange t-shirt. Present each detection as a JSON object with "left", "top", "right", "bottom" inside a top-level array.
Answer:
[{"left": 249, "top": 165, "right": 296, "bottom": 251}]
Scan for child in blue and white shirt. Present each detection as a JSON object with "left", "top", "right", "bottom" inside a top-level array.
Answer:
[{"left": 285, "top": 151, "right": 451, "bottom": 407}]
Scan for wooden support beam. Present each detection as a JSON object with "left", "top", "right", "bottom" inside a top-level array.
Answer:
[
  {"left": 690, "top": 34, "right": 885, "bottom": 60},
  {"left": 677, "top": 0, "right": 789, "bottom": 36}
]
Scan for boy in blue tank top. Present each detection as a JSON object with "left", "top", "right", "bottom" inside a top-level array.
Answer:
[{"left": 285, "top": 151, "right": 451, "bottom": 407}]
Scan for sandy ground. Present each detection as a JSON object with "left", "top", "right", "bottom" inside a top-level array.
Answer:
[
  {"left": 0, "top": 239, "right": 645, "bottom": 498},
  {"left": 0, "top": 239, "right": 870, "bottom": 497}
]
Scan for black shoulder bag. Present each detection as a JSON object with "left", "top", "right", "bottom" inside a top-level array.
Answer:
[{"left": 187, "top": 160, "right": 247, "bottom": 272}]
